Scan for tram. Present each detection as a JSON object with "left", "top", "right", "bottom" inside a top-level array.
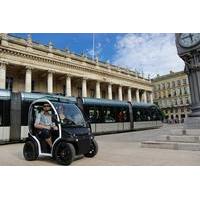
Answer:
[
  {"left": 79, "top": 98, "right": 163, "bottom": 134},
  {"left": 0, "top": 89, "right": 163, "bottom": 144}
]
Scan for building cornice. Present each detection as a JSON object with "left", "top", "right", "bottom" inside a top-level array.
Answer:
[
  {"left": 152, "top": 71, "right": 186, "bottom": 82},
  {"left": 0, "top": 34, "right": 152, "bottom": 91}
]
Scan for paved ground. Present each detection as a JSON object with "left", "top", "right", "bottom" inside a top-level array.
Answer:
[{"left": 1, "top": 124, "right": 200, "bottom": 166}]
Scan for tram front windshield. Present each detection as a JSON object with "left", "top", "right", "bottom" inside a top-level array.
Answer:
[{"left": 53, "top": 102, "right": 87, "bottom": 128}]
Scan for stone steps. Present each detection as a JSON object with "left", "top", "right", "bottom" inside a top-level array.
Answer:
[
  {"left": 141, "top": 129, "right": 200, "bottom": 151},
  {"left": 157, "top": 135, "right": 200, "bottom": 143},
  {"left": 141, "top": 141, "right": 200, "bottom": 151}
]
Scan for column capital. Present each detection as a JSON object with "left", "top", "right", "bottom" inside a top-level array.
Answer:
[
  {"left": 0, "top": 61, "right": 8, "bottom": 66},
  {"left": 47, "top": 70, "right": 55, "bottom": 74},
  {"left": 65, "top": 73, "right": 72, "bottom": 78},
  {"left": 25, "top": 66, "right": 33, "bottom": 70},
  {"left": 108, "top": 81, "right": 113, "bottom": 86},
  {"left": 0, "top": 61, "right": 7, "bottom": 70},
  {"left": 82, "top": 77, "right": 88, "bottom": 80}
]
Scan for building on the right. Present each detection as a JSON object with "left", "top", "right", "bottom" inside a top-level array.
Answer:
[{"left": 152, "top": 70, "right": 191, "bottom": 123}]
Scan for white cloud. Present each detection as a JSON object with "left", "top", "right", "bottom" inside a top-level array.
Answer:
[{"left": 112, "top": 33, "right": 185, "bottom": 78}]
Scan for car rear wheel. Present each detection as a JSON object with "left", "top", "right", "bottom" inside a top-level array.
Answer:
[
  {"left": 23, "top": 140, "right": 39, "bottom": 161},
  {"left": 54, "top": 141, "right": 75, "bottom": 165},
  {"left": 84, "top": 139, "right": 98, "bottom": 158}
]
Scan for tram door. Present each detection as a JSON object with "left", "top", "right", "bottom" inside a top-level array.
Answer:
[{"left": 10, "top": 92, "right": 22, "bottom": 141}]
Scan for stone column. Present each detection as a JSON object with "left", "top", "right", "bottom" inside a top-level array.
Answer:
[
  {"left": 118, "top": 85, "right": 123, "bottom": 101},
  {"left": 128, "top": 87, "right": 132, "bottom": 102},
  {"left": 143, "top": 90, "right": 147, "bottom": 103},
  {"left": 108, "top": 83, "right": 112, "bottom": 100},
  {"left": 66, "top": 75, "right": 71, "bottom": 96},
  {"left": 82, "top": 78, "right": 87, "bottom": 97},
  {"left": 25, "top": 67, "right": 32, "bottom": 92},
  {"left": 0, "top": 62, "right": 6, "bottom": 89},
  {"left": 96, "top": 81, "right": 101, "bottom": 98},
  {"left": 47, "top": 71, "right": 53, "bottom": 93},
  {"left": 150, "top": 92, "right": 153, "bottom": 104},
  {"left": 136, "top": 89, "right": 140, "bottom": 102}
]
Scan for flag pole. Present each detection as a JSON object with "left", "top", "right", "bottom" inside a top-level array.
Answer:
[{"left": 93, "top": 33, "right": 95, "bottom": 60}]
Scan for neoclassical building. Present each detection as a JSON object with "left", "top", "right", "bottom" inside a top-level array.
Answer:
[
  {"left": 152, "top": 70, "right": 191, "bottom": 122},
  {"left": 0, "top": 34, "right": 153, "bottom": 102}
]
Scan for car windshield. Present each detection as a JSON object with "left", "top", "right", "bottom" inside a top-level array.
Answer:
[{"left": 53, "top": 102, "right": 87, "bottom": 127}]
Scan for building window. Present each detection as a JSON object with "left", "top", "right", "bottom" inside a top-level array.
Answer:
[
  {"left": 77, "top": 87, "right": 82, "bottom": 97},
  {"left": 63, "top": 84, "right": 66, "bottom": 96},
  {"left": 32, "top": 80, "right": 35, "bottom": 91},
  {"left": 179, "top": 88, "right": 182, "bottom": 96},
  {"left": 184, "top": 87, "right": 187, "bottom": 95},
  {"left": 167, "top": 82, "right": 170, "bottom": 89},
  {"left": 168, "top": 90, "right": 171, "bottom": 97},
  {"left": 181, "top": 108, "right": 184, "bottom": 112},
  {"left": 162, "top": 83, "right": 165, "bottom": 90},
  {"left": 182, "top": 79, "right": 187, "bottom": 85},
  {"left": 172, "top": 81, "right": 175, "bottom": 88},
  {"left": 102, "top": 90, "right": 106, "bottom": 99},
  {"left": 180, "top": 98, "right": 183, "bottom": 105},
  {"left": 177, "top": 80, "right": 181, "bottom": 86},
  {"left": 158, "top": 84, "right": 160, "bottom": 90},
  {"left": 6, "top": 77, "right": 13, "bottom": 91},
  {"left": 90, "top": 89, "right": 95, "bottom": 98},
  {"left": 173, "top": 90, "right": 176, "bottom": 96},
  {"left": 112, "top": 92, "right": 116, "bottom": 100}
]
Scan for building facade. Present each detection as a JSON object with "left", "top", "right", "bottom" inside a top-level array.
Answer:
[
  {"left": 152, "top": 71, "right": 191, "bottom": 123},
  {"left": 0, "top": 34, "right": 153, "bottom": 103}
]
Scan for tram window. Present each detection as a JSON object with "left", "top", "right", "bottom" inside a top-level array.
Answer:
[
  {"left": 84, "top": 106, "right": 101, "bottom": 123},
  {"left": 134, "top": 107, "right": 149, "bottom": 121},
  {"left": 150, "top": 106, "right": 162, "bottom": 121},
  {"left": 0, "top": 100, "right": 10, "bottom": 126},
  {"left": 116, "top": 107, "right": 130, "bottom": 122},
  {"left": 102, "top": 107, "right": 116, "bottom": 123},
  {"left": 0, "top": 101, "right": 2, "bottom": 126}
]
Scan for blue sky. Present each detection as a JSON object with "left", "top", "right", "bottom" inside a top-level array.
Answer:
[{"left": 11, "top": 33, "right": 184, "bottom": 78}]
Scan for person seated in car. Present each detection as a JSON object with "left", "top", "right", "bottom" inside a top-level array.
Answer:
[{"left": 34, "top": 103, "right": 58, "bottom": 148}]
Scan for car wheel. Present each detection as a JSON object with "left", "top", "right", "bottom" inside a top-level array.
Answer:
[
  {"left": 84, "top": 139, "right": 98, "bottom": 158},
  {"left": 54, "top": 141, "right": 75, "bottom": 165},
  {"left": 23, "top": 140, "right": 38, "bottom": 161}
]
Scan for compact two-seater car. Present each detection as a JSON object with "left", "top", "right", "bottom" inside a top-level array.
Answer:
[{"left": 23, "top": 98, "right": 98, "bottom": 165}]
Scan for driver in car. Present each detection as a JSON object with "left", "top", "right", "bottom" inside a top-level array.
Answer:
[{"left": 34, "top": 103, "right": 58, "bottom": 148}]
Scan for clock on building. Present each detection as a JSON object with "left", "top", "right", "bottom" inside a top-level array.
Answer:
[{"left": 178, "top": 33, "right": 200, "bottom": 48}]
